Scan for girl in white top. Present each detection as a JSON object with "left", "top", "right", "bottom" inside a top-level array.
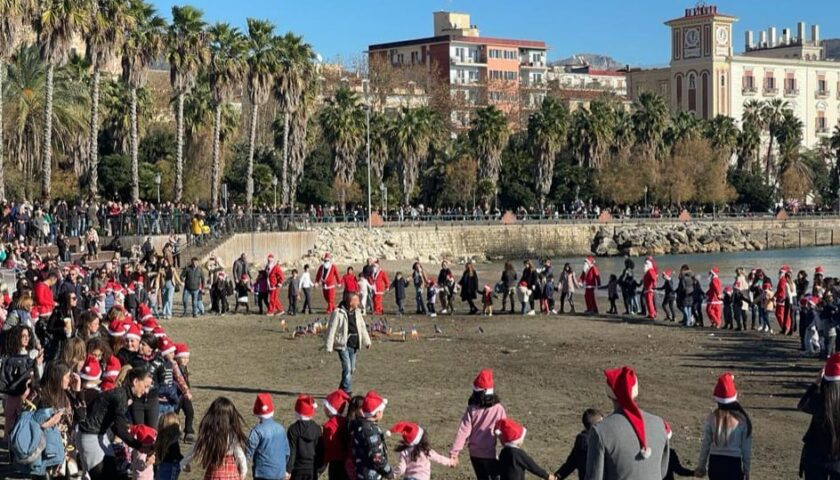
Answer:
[
  {"left": 298, "top": 264, "right": 314, "bottom": 315},
  {"left": 696, "top": 373, "right": 753, "bottom": 480},
  {"left": 181, "top": 397, "right": 248, "bottom": 480}
]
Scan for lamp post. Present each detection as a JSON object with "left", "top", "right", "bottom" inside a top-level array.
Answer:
[
  {"left": 644, "top": 185, "right": 649, "bottom": 213},
  {"left": 362, "top": 78, "right": 371, "bottom": 230},
  {"left": 271, "top": 175, "right": 278, "bottom": 209},
  {"left": 154, "top": 172, "right": 161, "bottom": 204}
]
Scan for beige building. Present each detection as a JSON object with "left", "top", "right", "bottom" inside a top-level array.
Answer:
[{"left": 627, "top": 4, "right": 840, "bottom": 147}]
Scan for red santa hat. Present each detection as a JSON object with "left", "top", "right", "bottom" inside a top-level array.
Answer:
[
  {"left": 103, "top": 355, "right": 121, "bottom": 379},
  {"left": 713, "top": 372, "right": 738, "bottom": 404},
  {"left": 218, "top": 271, "right": 227, "bottom": 279},
  {"left": 152, "top": 326, "right": 167, "bottom": 338},
  {"left": 125, "top": 323, "right": 142, "bottom": 341},
  {"left": 323, "top": 252, "right": 332, "bottom": 261},
  {"left": 253, "top": 393, "right": 275, "bottom": 418},
  {"left": 518, "top": 280, "right": 528, "bottom": 288},
  {"left": 388, "top": 421, "right": 424, "bottom": 446},
  {"left": 823, "top": 354, "right": 840, "bottom": 382},
  {"left": 473, "top": 368, "right": 495, "bottom": 395},
  {"left": 79, "top": 355, "right": 102, "bottom": 381},
  {"left": 295, "top": 394, "right": 317, "bottom": 419},
  {"left": 141, "top": 317, "right": 159, "bottom": 333},
  {"left": 323, "top": 389, "right": 351, "bottom": 416},
  {"left": 267, "top": 254, "right": 275, "bottom": 261},
  {"left": 108, "top": 319, "right": 127, "bottom": 337},
  {"left": 174, "top": 343, "right": 190, "bottom": 359},
  {"left": 129, "top": 424, "right": 157, "bottom": 447},
  {"left": 362, "top": 390, "right": 388, "bottom": 417},
  {"left": 709, "top": 266, "right": 720, "bottom": 276},
  {"left": 604, "top": 366, "right": 651, "bottom": 459},
  {"left": 586, "top": 256, "right": 595, "bottom": 265},
  {"left": 724, "top": 285, "right": 733, "bottom": 294},
  {"left": 662, "top": 269, "right": 673, "bottom": 279},
  {"left": 137, "top": 303, "right": 154, "bottom": 322},
  {"left": 780, "top": 265, "right": 791, "bottom": 276},
  {"left": 158, "top": 337, "right": 176, "bottom": 356},
  {"left": 494, "top": 418, "right": 526, "bottom": 446},
  {"left": 762, "top": 280, "right": 772, "bottom": 289},
  {"left": 816, "top": 266, "right": 825, "bottom": 276}
]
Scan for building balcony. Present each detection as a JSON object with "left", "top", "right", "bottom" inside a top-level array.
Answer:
[
  {"left": 520, "top": 61, "right": 547, "bottom": 69},
  {"left": 783, "top": 88, "right": 800, "bottom": 97},
  {"left": 762, "top": 87, "right": 778, "bottom": 96},
  {"left": 816, "top": 89, "right": 830, "bottom": 99},
  {"left": 817, "top": 126, "right": 830, "bottom": 135},
  {"left": 742, "top": 86, "right": 757, "bottom": 95},
  {"left": 450, "top": 57, "right": 486, "bottom": 67}
]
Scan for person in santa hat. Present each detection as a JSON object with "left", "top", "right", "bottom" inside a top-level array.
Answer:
[
  {"left": 287, "top": 394, "right": 323, "bottom": 480},
  {"left": 495, "top": 417, "right": 554, "bottom": 480},
  {"left": 210, "top": 270, "right": 233, "bottom": 315},
  {"left": 174, "top": 342, "right": 196, "bottom": 443},
  {"left": 641, "top": 256, "right": 658, "bottom": 320},
  {"left": 322, "top": 389, "right": 352, "bottom": 480},
  {"left": 580, "top": 256, "right": 601, "bottom": 314},
  {"left": 706, "top": 267, "right": 723, "bottom": 329},
  {"left": 129, "top": 424, "right": 157, "bottom": 480},
  {"left": 370, "top": 259, "right": 390, "bottom": 316},
  {"left": 246, "top": 393, "right": 291, "bottom": 480},
  {"left": 265, "top": 254, "right": 286, "bottom": 316},
  {"left": 696, "top": 373, "right": 752, "bottom": 480},
  {"left": 450, "top": 369, "right": 507, "bottom": 479},
  {"left": 658, "top": 268, "right": 677, "bottom": 322},
  {"left": 349, "top": 390, "right": 392, "bottom": 480},
  {"left": 585, "top": 366, "right": 669, "bottom": 480},
  {"left": 316, "top": 252, "right": 341, "bottom": 314},
  {"left": 390, "top": 421, "right": 454, "bottom": 480},
  {"left": 100, "top": 354, "right": 122, "bottom": 392},
  {"left": 813, "top": 265, "right": 826, "bottom": 299},
  {"left": 775, "top": 266, "right": 793, "bottom": 335},
  {"left": 799, "top": 353, "right": 840, "bottom": 479},
  {"left": 80, "top": 354, "right": 104, "bottom": 405}
]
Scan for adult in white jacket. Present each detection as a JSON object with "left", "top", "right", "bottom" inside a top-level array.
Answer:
[{"left": 325, "top": 293, "right": 371, "bottom": 395}]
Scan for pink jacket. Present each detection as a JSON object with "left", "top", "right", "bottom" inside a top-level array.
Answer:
[
  {"left": 450, "top": 403, "right": 507, "bottom": 459},
  {"left": 394, "top": 448, "right": 453, "bottom": 480},
  {"left": 131, "top": 450, "right": 154, "bottom": 480}
]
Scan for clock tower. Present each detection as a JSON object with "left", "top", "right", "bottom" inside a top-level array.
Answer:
[{"left": 665, "top": 4, "right": 737, "bottom": 118}]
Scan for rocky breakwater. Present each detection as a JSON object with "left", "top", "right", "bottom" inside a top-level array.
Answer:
[
  {"left": 301, "top": 227, "right": 441, "bottom": 265},
  {"left": 591, "top": 223, "right": 765, "bottom": 257}
]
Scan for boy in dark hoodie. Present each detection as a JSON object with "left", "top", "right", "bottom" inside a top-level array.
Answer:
[
  {"left": 496, "top": 418, "right": 552, "bottom": 480},
  {"left": 350, "top": 391, "right": 392, "bottom": 480},
  {"left": 287, "top": 394, "right": 324, "bottom": 480},
  {"left": 389, "top": 272, "right": 410, "bottom": 315},
  {"left": 663, "top": 422, "right": 694, "bottom": 480},
  {"left": 692, "top": 277, "right": 706, "bottom": 327},
  {"left": 554, "top": 409, "right": 602, "bottom": 480}
]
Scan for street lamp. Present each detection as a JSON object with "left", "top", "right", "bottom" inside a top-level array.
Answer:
[
  {"left": 379, "top": 182, "right": 386, "bottom": 218},
  {"left": 644, "top": 185, "right": 649, "bottom": 212},
  {"left": 154, "top": 172, "right": 161, "bottom": 204},
  {"left": 271, "top": 175, "right": 278, "bottom": 209},
  {"left": 362, "top": 78, "right": 371, "bottom": 230}
]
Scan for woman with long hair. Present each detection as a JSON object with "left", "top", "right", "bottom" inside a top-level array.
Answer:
[
  {"left": 799, "top": 354, "right": 840, "bottom": 479},
  {"left": 450, "top": 369, "right": 507, "bottom": 480},
  {"left": 2, "top": 290, "right": 40, "bottom": 352},
  {"left": 500, "top": 262, "right": 518, "bottom": 314},
  {"left": 696, "top": 373, "right": 752, "bottom": 480},
  {"left": 3, "top": 325, "right": 44, "bottom": 439},
  {"left": 43, "top": 291, "right": 81, "bottom": 361},
  {"left": 458, "top": 262, "right": 479, "bottom": 315},
  {"left": 181, "top": 397, "right": 248, "bottom": 480}
]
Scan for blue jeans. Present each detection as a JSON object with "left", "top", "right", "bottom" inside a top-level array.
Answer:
[
  {"left": 162, "top": 281, "right": 175, "bottom": 318},
  {"left": 338, "top": 347, "right": 357, "bottom": 393},
  {"left": 415, "top": 288, "right": 426, "bottom": 314},
  {"left": 682, "top": 306, "right": 694, "bottom": 327},
  {"left": 183, "top": 288, "right": 201, "bottom": 316},
  {"left": 155, "top": 461, "right": 181, "bottom": 480}
]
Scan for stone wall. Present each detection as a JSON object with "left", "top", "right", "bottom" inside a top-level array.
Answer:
[{"left": 205, "top": 219, "right": 840, "bottom": 266}]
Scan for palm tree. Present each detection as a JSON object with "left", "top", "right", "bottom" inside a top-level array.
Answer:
[
  {"left": 368, "top": 112, "right": 391, "bottom": 187},
  {"left": 588, "top": 98, "right": 616, "bottom": 168},
  {"left": 0, "top": 0, "right": 34, "bottom": 200},
  {"left": 738, "top": 99, "right": 765, "bottom": 171},
  {"left": 284, "top": 82, "right": 318, "bottom": 211},
  {"left": 831, "top": 125, "right": 840, "bottom": 208},
  {"left": 761, "top": 98, "right": 789, "bottom": 183},
  {"left": 274, "top": 32, "right": 314, "bottom": 206},
  {"left": 34, "top": 0, "right": 90, "bottom": 200},
  {"left": 776, "top": 111, "right": 810, "bottom": 200},
  {"left": 469, "top": 106, "right": 508, "bottom": 209},
  {"left": 320, "top": 87, "right": 364, "bottom": 210},
  {"left": 207, "top": 22, "right": 246, "bottom": 208},
  {"left": 85, "top": 0, "right": 133, "bottom": 198},
  {"left": 665, "top": 111, "right": 702, "bottom": 148},
  {"left": 611, "top": 109, "right": 635, "bottom": 156},
  {"left": 243, "top": 18, "right": 277, "bottom": 208},
  {"left": 705, "top": 115, "right": 739, "bottom": 159},
  {"left": 4, "top": 45, "right": 89, "bottom": 199},
  {"left": 631, "top": 92, "right": 669, "bottom": 162},
  {"left": 389, "top": 106, "right": 435, "bottom": 205},
  {"left": 527, "top": 97, "right": 568, "bottom": 209},
  {"left": 122, "top": 0, "right": 165, "bottom": 202},
  {"left": 568, "top": 109, "right": 594, "bottom": 167},
  {"left": 168, "top": 4, "right": 208, "bottom": 203}
]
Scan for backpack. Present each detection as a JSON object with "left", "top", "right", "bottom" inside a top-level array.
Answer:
[
  {"left": 10, "top": 409, "right": 46, "bottom": 465},
  {"left": 0, "top": 354, "right": 34, "bottom": 395}
]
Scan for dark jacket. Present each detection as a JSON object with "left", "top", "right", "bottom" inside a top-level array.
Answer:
[
  {"left": 498, "top": 445, "right": 550, "bottom": 480},
  {"left": 799, "top": 383, "right": 840, "bottom": 472},
  {"left": 664, "top": 448, "right": 695, "bottom": 480},
  {"left": 391, "top": 277, "right": 409, "bottom": 300},
  {"left": 658, "top": 278, "right": 676, "bottom": 299},
  {"left": 350, "top": 418, "right": 392, "bottom": 479},
  {"left": 287, "top": 418, "right": 324, "bottom": 475},
  {"left": 459, "top": 271, "right": 479, "bottom": 301},
  {"left": 181, "top": 265, "right": 205, "bottom": 291},
  {"left": 78, "top": 385, "right": 143, "bottom": 449},
  {"left": 555, "top": 431, "right": 589, "bottom": 480},
  {"left": 501, "top": 269, "right": 518, "bottom": 289}
]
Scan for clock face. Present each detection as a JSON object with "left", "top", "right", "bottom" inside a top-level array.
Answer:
[
  {"left": 685, "top": 28, "right": 700, "bottom": 48},
  {"left": 716, "top": 26, "right": 729, "bottom": 45}
]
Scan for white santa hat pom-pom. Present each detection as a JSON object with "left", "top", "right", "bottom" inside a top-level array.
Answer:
[
  {"left": 385, "top": 430, "right": 391, "bottom": 437},
  {"left": 494, "top": 429, "right": 501, "bottom": 436},
  {"left": 640, "top": 447, "right": 652, "bottom": 459}
]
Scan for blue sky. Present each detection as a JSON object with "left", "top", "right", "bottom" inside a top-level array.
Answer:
[{"left": 148, "top": 0, "right": 840, "bottom": 67}]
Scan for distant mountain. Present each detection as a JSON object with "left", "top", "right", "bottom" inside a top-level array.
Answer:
[
  {"left": 551, "top": 53, "right": 624, "bottom": 70},
  {"left": 824, "top": 39, "right": 840, "bottom": 60}
]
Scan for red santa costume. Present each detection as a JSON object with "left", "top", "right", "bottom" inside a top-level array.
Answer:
[
  {"left": 642, "top": 256, "right": 658, "bottom": 320},
  {"left": 316, "top": 253, "right": 341, "bottom": 314},
  {"left": 706, "top": 267, "right": 722, "bottom": 328},
  {"left": 265, "top": 254, "right": 285, "bottom": 315},
  {"left": 774, "top": 265, "right": 793, "bottom": 334},
  {"left": 370, "top": 260, "right": 390, "bottom": 315},
  {"left": 580, "top": 256, "right": 601, "bottom": 314}
]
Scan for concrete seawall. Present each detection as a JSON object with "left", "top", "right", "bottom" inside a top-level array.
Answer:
[{"left": 204, "top": 219, "right": 840, "bottom": 265}]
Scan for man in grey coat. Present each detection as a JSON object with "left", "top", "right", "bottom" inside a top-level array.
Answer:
[{"left": 585, "top": 366, "right": 669, "bottom": 480}]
